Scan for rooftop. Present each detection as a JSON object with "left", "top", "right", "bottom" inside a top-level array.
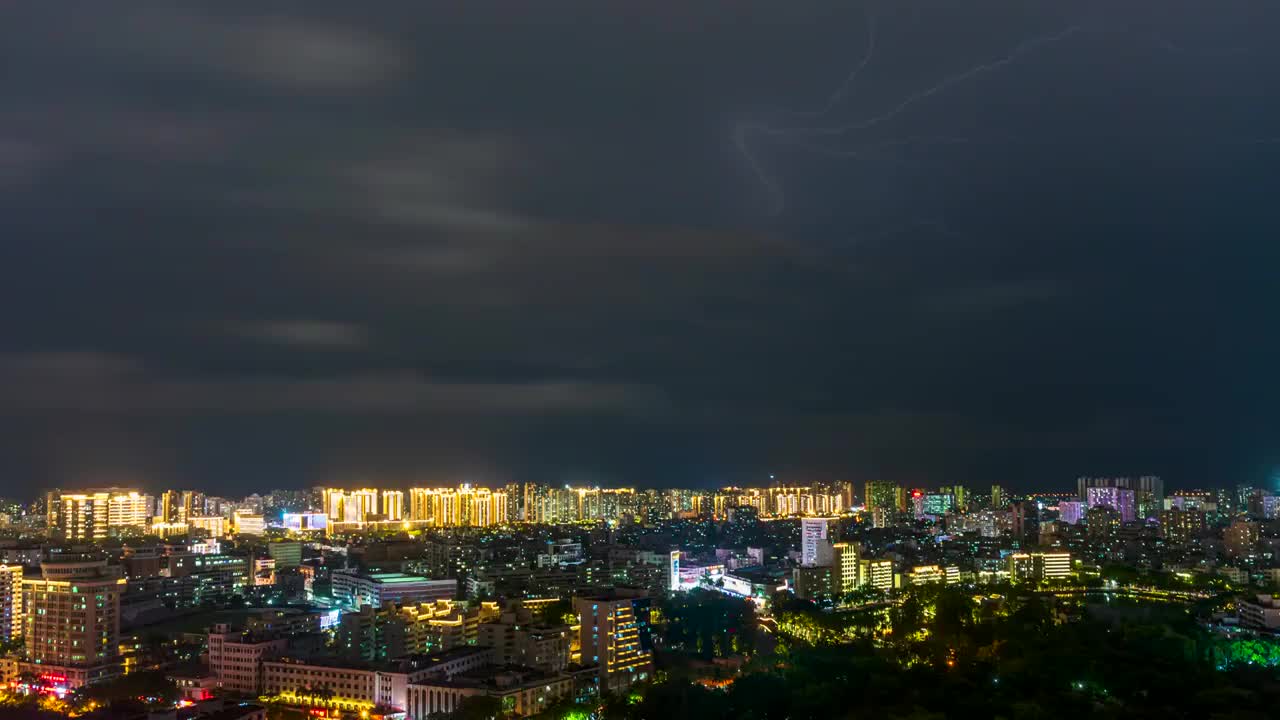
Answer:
[
  {"left": 410, "top": 664, "right": 561, "bottom": 691},
  {"left": 365, "top": 572, "right": 450, "bottom": 585}
]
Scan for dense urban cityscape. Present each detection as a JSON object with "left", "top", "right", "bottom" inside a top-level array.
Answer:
[
  {"left": 0, "top": 476, "right": 1276, "bottom": 718},
  {"left": 5, "top": 0, "right": 1278, "bottom": 718}
]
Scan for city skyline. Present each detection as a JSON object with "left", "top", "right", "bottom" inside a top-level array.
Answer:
[{"left": 3, "top": 3, "right": 1280, "bottom": 496}]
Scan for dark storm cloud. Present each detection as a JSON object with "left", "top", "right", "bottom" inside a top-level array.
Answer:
[{"left": 2, "top": 0, "right": 1278, "bottom": 493}]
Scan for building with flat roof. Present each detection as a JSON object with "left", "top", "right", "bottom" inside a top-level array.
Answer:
[
  {"left": 1239, "top": 594, "right": 1280, "bottom": 631},
  {"left": 21, "top": 558, "right": 125, "bottom": 688},
  {"left": 46, "top": 489, "right": 152, "bottom": 540},
  {"left": 332, "top": 569, "right": 457, "bottom": 609},
  {"left": 406, "top": 665, "right": 573, "bottom": 719},
  {"left": 0, "top": 565, "right": 21, "bottom": 641},
  {"left": 263, "top": 649, "right": 494, "bottom": 713},
  {"left": 1008, "top": 552, "right": 1072, "bottom": 583},
  {"left": 207, "top": 624, "right": 288, "bottom": 695},
  {"left": 573, "top": 589, "right": 653, "bottom": 691}
]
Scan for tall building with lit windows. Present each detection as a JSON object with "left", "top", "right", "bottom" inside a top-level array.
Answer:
[
  {"left": 46, "top": 489, "right": 152, "bottom": 540},
  {"left": 0, "top": 565, "right": 22, "bottom": 642},
  {"left": 324, "top": 488, "right": 381, "bottom": 525},
  {"left": 574, "top": 590, "right": 653, "bottom": 691},
  {"left": 158, "top": 490, "right": 182, "bottom": 524},
  {"left": 864, "top": 481, "right": 898, "bottom": 513},
  {"left": 831, "top": 542, "right": 861, "bottom": 596},
  {"left": 1008, "top": 552, "right": 1072, "bottom": 583},
  {"left": 800, "top": 517, "right": 837, "bottom": 567},
  {"left": 859, "top": 558, "right": 893, "bottom": 591},
  {"left": 21, "top": 558, "right": 125, "bottom": 688},
  {"left": 382, "top": 491, "right": 405, "bottom": 522}
]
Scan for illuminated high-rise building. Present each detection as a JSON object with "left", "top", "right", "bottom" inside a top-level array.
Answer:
[
  {"left": 504, "top": 483, "right": 523, "bottom": 522},
  {"left": 22, "top": 558, "right": 125, "bottom": 688},
  {"left": 1078, "top": 476, "right": 1162, "bottom": 519},
  {"left": 180, "top": 491, "right": 206, "bottom": 521},
  {"left": 991, "top": 485, "right": 1007, "bottom": 509},
  {"left": 0, "top": 565, "right": 22, "bottom": 642},
  {"left": 831, "top": 542, "right": 860, "bottom": 596},
  {"left": 1008, "top": 552, "right": 1072, "bottom": 583},
  {"left": 859, "top": 558, "right": 893, "bottom": 591},
  {"left": 800, "top": 517, "right": 837, "bottom": 567},
  {"left": 939, "top": 485, "right": 967, "bottom": 511},
  {"left": 574, "top": 590, "right": 653, "bottom": 691},
  {"left": 1225, "top": 519, "right": 1260, "bottom": 558},
  {"left": 382, "top": 491, "right": 405, "bottom": 522},
  {"left": 158, "top": 491, "right": 182, "bottom": 524},
  {"left": 46, "top": 489, "right": 152, "bottom": 540},
  {"left": 459, "top": 487, "right": 507, "bottom": 527},
  {"left": 1086, "top": 487, "right": 1136, "bottom": 524},
  {"left": 323, "top": 488, "right": 380, "bottom": 525},
  {"left": 188, "top": 515, "right": 226, "bottom": 537},
  {"left": 1158, "top": 508, "right": 1206, "bottom": 545},
  {"left": 1058, "top": 500, "right": 1086, "bottom": 525},
  {"left": 863, "top": 481, "right": 897, "bottom": 513}
]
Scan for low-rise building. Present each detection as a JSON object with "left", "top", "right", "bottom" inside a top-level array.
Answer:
[
  {"left": 406, "top": 665, "right": 573, "bottom": 719},
  {"left": 332, "top": 570, "right": 457, "bottom": 609},
  {"left": 262, "top": 649, "right": 495, "bottom": 713},
  {"left": 207, "top": 624, "right": 288, "bottom": 695},
  {"left": 1008, "top": 552, "right": 1073, "bottom": 583},
  {"left": 1239, "top": 594, "right": 1280, "bottom": 630}
]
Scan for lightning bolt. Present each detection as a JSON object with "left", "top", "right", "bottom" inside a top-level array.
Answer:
[
  {"left": 736, "top": 14, "right": 1083, "bottom": 216},
  {"left": 776, "top": 7, "right": 878, "bottom": 121}
]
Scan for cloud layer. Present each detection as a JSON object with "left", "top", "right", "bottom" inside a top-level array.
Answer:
[{"left": 1, "top": 0, "right": 1278, "bottom": 492}]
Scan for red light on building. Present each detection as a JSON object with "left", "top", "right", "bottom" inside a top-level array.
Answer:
[{"left": 911, "top": 490, "right": 922, "bottom": 498}]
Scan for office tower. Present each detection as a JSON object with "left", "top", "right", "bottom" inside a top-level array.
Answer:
[
  {"left": 800, "top": 517, "right": 837, "bottom": 567},
  {"left": 1159, "top": 508, "right": 1206, "bottom": 545},
  {"left": 207, "top": 623, "right": 288, "bottom": 694},
  {"left": 905, "top": 565, "right": 960, "bottom": 586},
  {"left": 1086, "top": 487, "right": 1136, "bottom": 523},
  {"left": 1077, "top": 476, "right": 1162, "bottom": 519},
  {"left": 22, "top": 558, "right": 126, "bottom": 688},
  {"left": 233, "top": 510, "right": 265, "bottom": 535},
  {"left": 1058, "top": 500, "right": 1085, "bottom": 525},
  {"left": 0, "top": 565, "right": 21, "bottom": 641},
  {"left": 1008, "top": 552, "right": 1072, "bottom": 583},
  {"left": 382, "top": 491, "right": 405, "bottom": 522},
  {"left": 573, "top": 590, "right": 653, "bottom": 691},
  {"left": 831, "top": 542, "right": 861, "bottom": 596},
  {"left": 46, "top": 489, "right": 152, "bottom": 540},
  {"left": 864, "top": 481, "right": 898, "bottom": 513},
  {"left": 858, "top": 558, "right": 893, "bottom": 591}
]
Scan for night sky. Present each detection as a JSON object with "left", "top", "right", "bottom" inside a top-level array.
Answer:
[{"left": 2, "top": 1, "right": 1278, "bottom": 496}]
